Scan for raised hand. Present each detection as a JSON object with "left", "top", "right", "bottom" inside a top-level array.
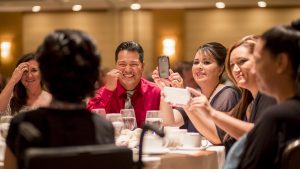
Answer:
[
  {"left": 152, "top": 67, "right": 171, "bottom": 89},
  {"left": 169, "top": 69, "right": 184, "bottom": 88},
  {"left": 105, "top": 69, "right": 122, "bottom": 91},
  {"left": 186, "top": 87, "right": 211, "bottom": 116},
  {"left": 10, "top": 62, "right": 29, "bottom": 85}
]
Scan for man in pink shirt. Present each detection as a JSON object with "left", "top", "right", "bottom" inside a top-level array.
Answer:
[{"left": 87, "top": 41, "right": 161, "bottom": 127}]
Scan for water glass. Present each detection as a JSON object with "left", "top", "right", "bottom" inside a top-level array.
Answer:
[
  {"left": 106, "top": 113, "right": 124, "bottom": 137},
  {"left": 120, "top": 109, "right": 137, "bottom": 130},
  {"left": 145, "top": 110, "right": 163, "bottom": 130}
]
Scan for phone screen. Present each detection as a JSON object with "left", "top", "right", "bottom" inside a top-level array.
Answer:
[{"left": 158, "top": 56, "right": 170, "bottom": 79}]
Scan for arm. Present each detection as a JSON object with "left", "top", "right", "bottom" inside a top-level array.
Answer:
[
  {"left": 187, "top": 88, "right": 254, "bottom": 141},
  {"left": 184, "top": 94, "right": 222, "bottom": 144},
  {"left": 3, "top": 148, "right": 17, "bottom": 169},
  {"left": 153, "top": 68, "right": 184, "bottom": 126},
  {"left": 87, "top": 69, "right": 121, "bottom": 110},
  {"left": 210, "top": 109, "right": 254, "bottom": 139},
  {"left": 0, "top": 63, "right": 29, "bottom": 113}
]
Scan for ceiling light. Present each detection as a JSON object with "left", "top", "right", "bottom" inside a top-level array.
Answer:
[
  {"left": 72, "top": 4, "right": 82, "bottom": 11},
  {"left": 215, "top": 2, "right": 225, "bottom": 9},
  {"left": 32, "top": 6, "right": 41, "bottom": 12},
  {"left": 257, "top": 1, "right": 267, "bottom": 8},
  {"left": 130, "top": 3, "right": 141, "bottom": 10}
]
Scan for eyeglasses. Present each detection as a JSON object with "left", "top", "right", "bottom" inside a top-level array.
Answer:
[{"left": 116, "top": 61, "right": 141, "bottom": 68}]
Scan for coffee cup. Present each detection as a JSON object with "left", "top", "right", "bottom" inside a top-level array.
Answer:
[
  {"left": 142, "top": 134, "right": 166, "bottom": 152},
  {"left": 164, "top": 127, "right": 187, "bottom": 148},
  {"left": 182, "top": 132, "right": 202, "bottom": 148}
]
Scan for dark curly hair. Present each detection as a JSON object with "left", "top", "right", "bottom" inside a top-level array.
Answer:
[
  {"left": 10, "top": 53, "right": 37, "bottom": 115},
  {"left": 36, "top": 29, "right": 101, "bottom": 103}
]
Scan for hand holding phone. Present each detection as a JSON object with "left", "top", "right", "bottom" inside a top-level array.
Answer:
[
  {"left": 163, "top": 87, "right": 191, "bottom": 105},
  {"left": 158, "top": 56, "right": 170, "bottom": 79}
]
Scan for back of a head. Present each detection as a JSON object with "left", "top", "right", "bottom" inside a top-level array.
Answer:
[
  {"left": 262, "top": 19, "right": 300, "bottom": 78},
  {"left": 37, "top": 29, "right": 101, "bottom": 103}
]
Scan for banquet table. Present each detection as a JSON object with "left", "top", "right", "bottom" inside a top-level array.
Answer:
[{"left": 138, "top": 146, "right": 225, "bottom": 169}]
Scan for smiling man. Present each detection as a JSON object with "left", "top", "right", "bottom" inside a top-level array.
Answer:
[{"left": 87, "top": 41, "right": 161, "bottom": 127}]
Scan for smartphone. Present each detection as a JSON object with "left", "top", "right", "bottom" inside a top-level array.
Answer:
[
  {"left": 158, "top": 55, "right": 170, "bottom": 79},
  {"left": 163, "top": 87, "right": 191, "bottom": 105}
]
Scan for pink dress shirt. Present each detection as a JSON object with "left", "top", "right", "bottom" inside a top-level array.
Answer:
[{"left": 87, "top": 78, "right": 161, "bottom": 127}]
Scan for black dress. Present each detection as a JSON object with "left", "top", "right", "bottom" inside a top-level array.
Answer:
[
  {"left": 238, "top": 96, "right": 300, "bottom": 169},
  {"left": 217, "top": 92, "right": 276, "bottom": 153},
  {"left": 6, "top": 107, "right": 115, "bottom": 169}
]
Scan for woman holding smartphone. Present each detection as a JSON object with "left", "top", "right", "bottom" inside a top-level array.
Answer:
[{"left": 153, "top": 42, "right": 240, "bottom": 138}]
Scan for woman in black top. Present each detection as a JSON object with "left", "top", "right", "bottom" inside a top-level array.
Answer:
[
  {"left": 4, "top": 29, "right": 115, "bottom": 169},
  {"left": 237, "top": 19, "right": 300, "bottom": 169}
]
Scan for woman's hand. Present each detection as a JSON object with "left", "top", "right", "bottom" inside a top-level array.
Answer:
[
  {"left": 9, "top": 62, "right": 29, "bottom": 85},
  {"left": 169, "top": 70, "right": 184, "bottom": 88},
  {"left": 185, "top": 87, "right": 212, "bottom": 116},
  {"left": 152, "top": 68, "right": 171, "bottom": 89}
]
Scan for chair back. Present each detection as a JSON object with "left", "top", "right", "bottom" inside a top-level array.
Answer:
[
  {"left": 282, "top": 138, "right": 300, "bottom": 169},
  {"left": 25, "top": 144, "right": 133, "bottom": 169}
]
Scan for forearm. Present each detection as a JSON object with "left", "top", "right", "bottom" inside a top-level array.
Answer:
[
  {"left": 0, "top": 80, "right": 16, "bottom": 112},
  {"left": 185, "top": 108, "right": 222, "bottom": 144},
  {"left": 211, "top": 109, "right": 254, "bottom": 140},
  {"left": 160, "top": 98, "right": 179, "bottom": 126}
]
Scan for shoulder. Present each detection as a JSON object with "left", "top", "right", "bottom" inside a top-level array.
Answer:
[{"left": 214, "top": 85, "right": 240, "bottom": 101}]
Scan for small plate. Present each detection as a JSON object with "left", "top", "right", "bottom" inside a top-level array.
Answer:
[
  {"left": 143, "top": 148, "right": 170, "bottom": 154},
  {"left": 176, "top": 146, "right": 205, "bottom": 151}
]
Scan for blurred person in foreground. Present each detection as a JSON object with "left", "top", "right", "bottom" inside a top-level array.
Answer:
[
  {"left": 234, "top": 19, "right": 300, "bottom": 169},
  {"left": 4, "top": 29, "right": 115, "bottom": 169},
  {"left": 87, "top": 41, "right": 161, "bottom": 127},
  {"left": 0, "top": 53, "right": 52, "bottom": 116}
]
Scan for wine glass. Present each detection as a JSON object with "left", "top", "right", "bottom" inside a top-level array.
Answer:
[
  {"left": 91, "top": 108, "right": 106, "bottom": 117},
  {"left": 120, "top": 109, "right": 137, "bottom": 130},
  {"left": 106, "top": 113, "right": 124, "bottom": 137},
  {"left": 145, "top": 110, "right": 163, "bottom": 130}
]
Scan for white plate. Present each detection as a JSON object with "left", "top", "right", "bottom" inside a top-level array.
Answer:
[
  {"left": 176, "top": 146, "right": 205, "bottom": 151},
  {"left": 143, "top": 148, "right": 170, "bottom": 154}
]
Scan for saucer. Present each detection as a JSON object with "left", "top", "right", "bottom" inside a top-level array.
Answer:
[
  {"left": 176, "top": 146, "right": 205, "bottom": 151},
  {"left": 143, "top": 148, "right": 170, "bottom": 154}
]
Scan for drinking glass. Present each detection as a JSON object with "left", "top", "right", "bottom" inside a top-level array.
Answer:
[
  {"left": 145, "top": 110, "right": 163, "bottom": 130},
  {"left": 91, "top": 108, "right": 106, "bottom": 117},
  {"left": 120, "top": 109, "right": 137, "bottom": 130},
  {"left": 106, "top": 113, "right": 124, "bottom": 137}
]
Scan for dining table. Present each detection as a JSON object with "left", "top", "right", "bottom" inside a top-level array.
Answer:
[{"left": 135, "top": 146, "right": 225, "bottom": 169}]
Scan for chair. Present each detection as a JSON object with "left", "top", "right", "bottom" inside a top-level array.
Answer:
[
  {"left": 25, "top": 144, "right": 133, "bottom": 169},
  {"left": 282, "top": 138, "right": 300, "bottom": 169},
  {"left": 24, "top": 124, "right": 164, "bottom": 169}
]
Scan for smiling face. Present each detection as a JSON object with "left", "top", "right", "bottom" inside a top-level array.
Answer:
[
  {"left": 229, "top": 46, "right": 256, "bottom": 90},
  {"left": 20, "top": 59, "right": 41, "bottom": 90},
  {"left": 116, "top": 50, "right": 144, "bottom": 90},
  {"left": 192, "top": 51, "right": 223, "bottom": 87}
]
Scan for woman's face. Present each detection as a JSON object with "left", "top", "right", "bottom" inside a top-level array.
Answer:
[
  {"left": 20, "top": 60, "right": 41, "bottom": 90},
  {"left": 229, "top": 46, "right": 256, "bottom": 90},
  {"left": 253, "top": 39, "right": 278, "bottom": 96},
  {"left": 192, "top": 51, "right": 223, "bottom": 87}
]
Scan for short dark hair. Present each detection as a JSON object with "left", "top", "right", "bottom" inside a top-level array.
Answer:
[
  {"left": 37, "top": 29, "right": 101, "bottom": 103},
  {"left": 115, "top": 41, "right": 144, "bottom": 63}
]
